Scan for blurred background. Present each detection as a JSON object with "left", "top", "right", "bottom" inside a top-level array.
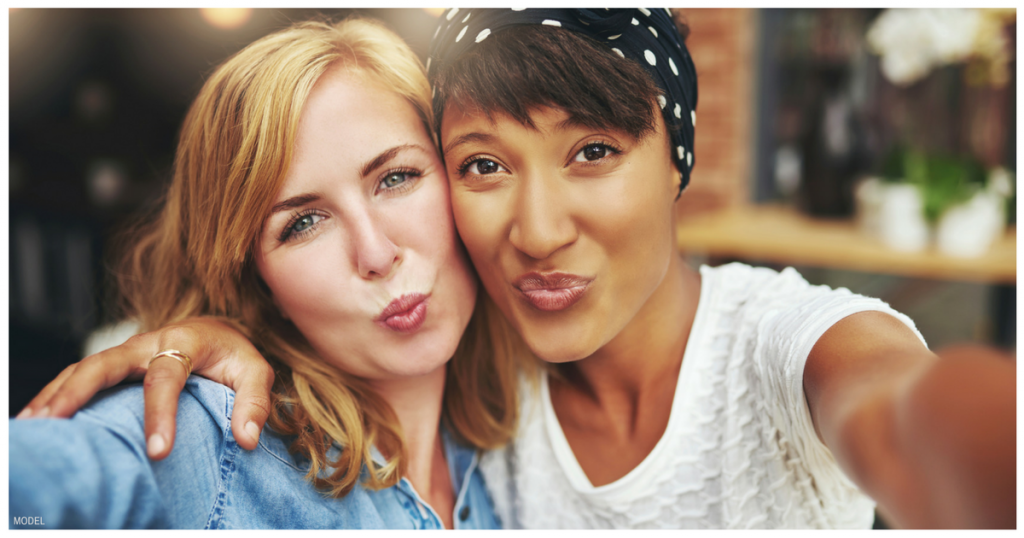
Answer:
[{"left": 7, "top": 10, "right": 1017, "bottom": 519}]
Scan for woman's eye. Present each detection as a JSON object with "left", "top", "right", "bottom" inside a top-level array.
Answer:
[
  {"left": 574, "top": 143, "right": 613, "bottom": 163},
  {"left": 467, "top": 159, "right": 505, "bottom": 175},
  {"left": 277, "top": 211, "right": 327, "bottom": 243},
  {"left": 381, "top": 172, "right": 409, "bottom": 189},
  {"left": 290, "top": 214, "right": 322, "bottom": 234}
]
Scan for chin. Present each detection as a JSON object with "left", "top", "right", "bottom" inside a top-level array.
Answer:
[
  {"left": 389, "top": 325, "right": 464, "bottom": 375},
  {"left": 502, "top": 302, "right": 600, "bottom": 364},
  {"left": 518, "top": 323, "right": 596, "bottom": 364},
  {"left": 386, "top": 358, "right": 450, "bottom": 379}
]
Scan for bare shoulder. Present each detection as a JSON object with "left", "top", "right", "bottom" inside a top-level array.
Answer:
[{"left": 804, "top": 311, "right": 936, "bottom": 441}]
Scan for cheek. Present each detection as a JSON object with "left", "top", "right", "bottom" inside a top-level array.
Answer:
[
  {"left": 256, "top": 245, "right": 346, "bottom": 322},
  {"left": 582, "top": 162, "right": 677, "bottom": 287},
  {"left": 414, "top": 181, "right": 463, "bottom": 261},
  {"left": 410, "top": 185, "right": 479, "bottom": 341},
  {"left": 408, "top": 181, "right": 477, "bottom": 298},
  {"left": 450, "top": 188, "right": 502, "bottom": 267}
]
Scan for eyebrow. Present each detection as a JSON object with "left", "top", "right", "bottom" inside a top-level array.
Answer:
[
  {"left": 269, "top": 193, "right": 321, "bottom": 215},
  {"left": 442, "top": 132, "right": 497, "bottom": 157},
  {"left": 360, "top": 144, "right": 420, "bottom": 178},
  {"left": 268, "top": 144, "right": 426, "bottom": 217}
]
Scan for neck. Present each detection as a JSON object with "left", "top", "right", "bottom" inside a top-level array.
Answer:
[
  {"left": 558, "top": 253, "right": 700, "bottom": 409},
  {"left": 367, "top": 365, "right": 448, "bottom": 497}
]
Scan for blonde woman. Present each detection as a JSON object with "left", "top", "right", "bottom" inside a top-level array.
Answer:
[{"left": 9, "top": 18, "right": 520, "bottom": 529}]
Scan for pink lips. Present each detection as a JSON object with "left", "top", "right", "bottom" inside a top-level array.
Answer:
[
  {"left": 513, "top": 272, "right": 593, "bottom": 312},
  {"left": 376, "top": 293, "right": 429, "bottom": 333}
]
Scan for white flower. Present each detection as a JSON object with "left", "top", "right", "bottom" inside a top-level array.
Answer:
[
  {"left": 987, "top": 167, "right": 1014, "bottom": 198},
  {"left": 867, "top": 9, "right": 982, "bottom": 86}
]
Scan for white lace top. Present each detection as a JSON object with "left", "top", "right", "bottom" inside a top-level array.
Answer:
[{"left": 478, "top": 263, "right": 926, "bottom": 529}]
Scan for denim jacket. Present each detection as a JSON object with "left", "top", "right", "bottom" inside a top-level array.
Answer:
[{"left": 9, "top": 376, "right": 499, "bottom": 529}]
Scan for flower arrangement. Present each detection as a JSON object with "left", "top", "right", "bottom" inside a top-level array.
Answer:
[
  {"left": 857, "top": 147, "right": 1013, "bottom": 257},
  {"left": 866, "top": 8, "right": 1014, "bottom": 87}
]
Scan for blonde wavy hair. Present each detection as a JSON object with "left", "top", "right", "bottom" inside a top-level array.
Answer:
[{"left": 116, "top": 17, "right": 524, "bottom": 498}]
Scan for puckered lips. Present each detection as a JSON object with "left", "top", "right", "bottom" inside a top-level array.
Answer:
[
  {"left": 513, "top": 272, "right": 593, "bottom": 312},
  {"left": 376, "top": 293, "right": 429, "bottom": 333}
]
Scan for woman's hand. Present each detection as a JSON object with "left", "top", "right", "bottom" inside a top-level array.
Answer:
[{"left": 16, "top": 318, "right": 275, "bottom": 460}]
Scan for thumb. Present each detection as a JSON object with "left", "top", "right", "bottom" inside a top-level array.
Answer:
[{"left": 228, "top": 365, "right": 275, "bottom": 450}]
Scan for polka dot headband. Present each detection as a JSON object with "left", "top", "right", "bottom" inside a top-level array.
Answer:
[{"left": 427, "top": 8, "right": 698, "bottom": 197}]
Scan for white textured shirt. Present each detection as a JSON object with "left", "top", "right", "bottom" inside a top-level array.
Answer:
[{"left": 479, "top": 263, "right": 925, "bottom": 529}]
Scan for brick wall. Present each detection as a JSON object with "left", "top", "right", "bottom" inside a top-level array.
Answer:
[{"left": 673, "top": 9, "right": 756, "bottom": 217}]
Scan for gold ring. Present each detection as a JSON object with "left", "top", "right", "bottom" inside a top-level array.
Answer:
[{"left": 149, "top": 349, "right": 194, "bottom": 377}]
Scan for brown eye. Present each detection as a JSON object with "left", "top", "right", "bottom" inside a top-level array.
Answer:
[
  {"left": 574, "top": 143, "right": 619, "bottom": 163},
  {"left": 462, "top": 158, "right": 506, "bottom": 176},
  {"left": 583, "top": 144, "right": 607, "bottom": 161},
  {"left": 474, "top": 159, "right": 499, "bottom": 174}
]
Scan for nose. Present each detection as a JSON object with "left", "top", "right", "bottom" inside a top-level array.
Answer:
[
  {"left": 508, "top": 173, "right": 578, "bottom": 260},
  {"left": 349, "top": 207, "right": 400, "bottom": 279}
]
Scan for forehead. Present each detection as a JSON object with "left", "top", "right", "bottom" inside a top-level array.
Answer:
[
  {"left": 281, "top": 67, "right": 431, "bottom": 191},
  {"left": 300, "top": 67, "right": 420, "bottom": 145}
]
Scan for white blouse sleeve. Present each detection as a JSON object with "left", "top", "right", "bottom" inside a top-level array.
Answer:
[{"left": 748, "top": 267, "right": 926, "bottom": 499}]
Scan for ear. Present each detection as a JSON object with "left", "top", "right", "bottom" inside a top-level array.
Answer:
[{"left": 664, "top": 161, "right": 682, "bottom": 199}]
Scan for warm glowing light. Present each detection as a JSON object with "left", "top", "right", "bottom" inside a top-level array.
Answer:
[
  {"left": 200, "top": 8, "right": 252, "bottom": 30},
  {"left": 422, "top": 8, "right": 445, "bottom": 17}
]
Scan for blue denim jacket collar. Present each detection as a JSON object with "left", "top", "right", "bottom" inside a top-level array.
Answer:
[
  {"left": 242, "top": 384, "right": 494, "bottom": 529},
  {"left": 263, "top": 420, "right": 479, "bottom": 495}
]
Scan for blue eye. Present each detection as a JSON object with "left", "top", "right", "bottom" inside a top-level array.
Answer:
[
  {"left": 290, "top": 213, "right": 313, "bottom": 231},
  {"left": 291, "top": 214, "right": 319, "bottom": 234},
  {"left": 381, "top": 172, "right": 409, "bottom": 189},
  {"left": 278, "top": 211, "right": 325, "bottom": 242},
  {"left": 377, "top": 169, "right": 422, "bottom": 194}
]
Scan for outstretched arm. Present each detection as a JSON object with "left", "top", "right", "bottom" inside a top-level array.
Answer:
[
  {"left": 805, "top": 311, "right": 1015, "bottom": 528},
  {"left": 17, "top": 317, "right": 275, "bottom": 460},
  {"left": 11, "top": 379, "right": 227, "bottom": 529}
]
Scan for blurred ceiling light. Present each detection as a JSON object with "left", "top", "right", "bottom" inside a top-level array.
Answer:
[
  {"left": 422, "top": 8, "right": 445, "bottom": 17},
  {"left": 200, "top": 8, "right": 252, "bottom": 30}
]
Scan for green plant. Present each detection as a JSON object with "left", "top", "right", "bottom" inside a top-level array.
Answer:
[{"left": 879, "top": 146, "right": 987, "bottom": 222}]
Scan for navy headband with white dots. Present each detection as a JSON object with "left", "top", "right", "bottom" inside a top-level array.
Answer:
[{"left": 427, "top": 8, "right": 698, "bottom": 197}]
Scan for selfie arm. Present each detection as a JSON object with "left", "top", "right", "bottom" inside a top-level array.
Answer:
[
  {"left": 9, "top": 383, "right": 224, "bottom": 529},
  {"left": 805, "top": 311, "right": 1015, "bottom": 528}
]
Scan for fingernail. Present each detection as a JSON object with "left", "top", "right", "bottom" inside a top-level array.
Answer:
[
  {"left": 245, "top": 421, "right": 260, "bottom": 443},
  {"left": 36, "top": 406, "right": 50, "bottom": 418},
  {"left": 15, "top": 407, "right": 33, "bottom": 419},
  {"left": 147, "top": 434, "right": 167, "bottom": 458}
]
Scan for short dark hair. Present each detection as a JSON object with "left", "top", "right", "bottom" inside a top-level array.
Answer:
[{"left": 433, "top": 25, "right": 663, "bottom": 141}]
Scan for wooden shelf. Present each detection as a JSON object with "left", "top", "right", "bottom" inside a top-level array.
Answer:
[{"left": 676, "top": 204, "right": 1017, "bottom": 284}]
